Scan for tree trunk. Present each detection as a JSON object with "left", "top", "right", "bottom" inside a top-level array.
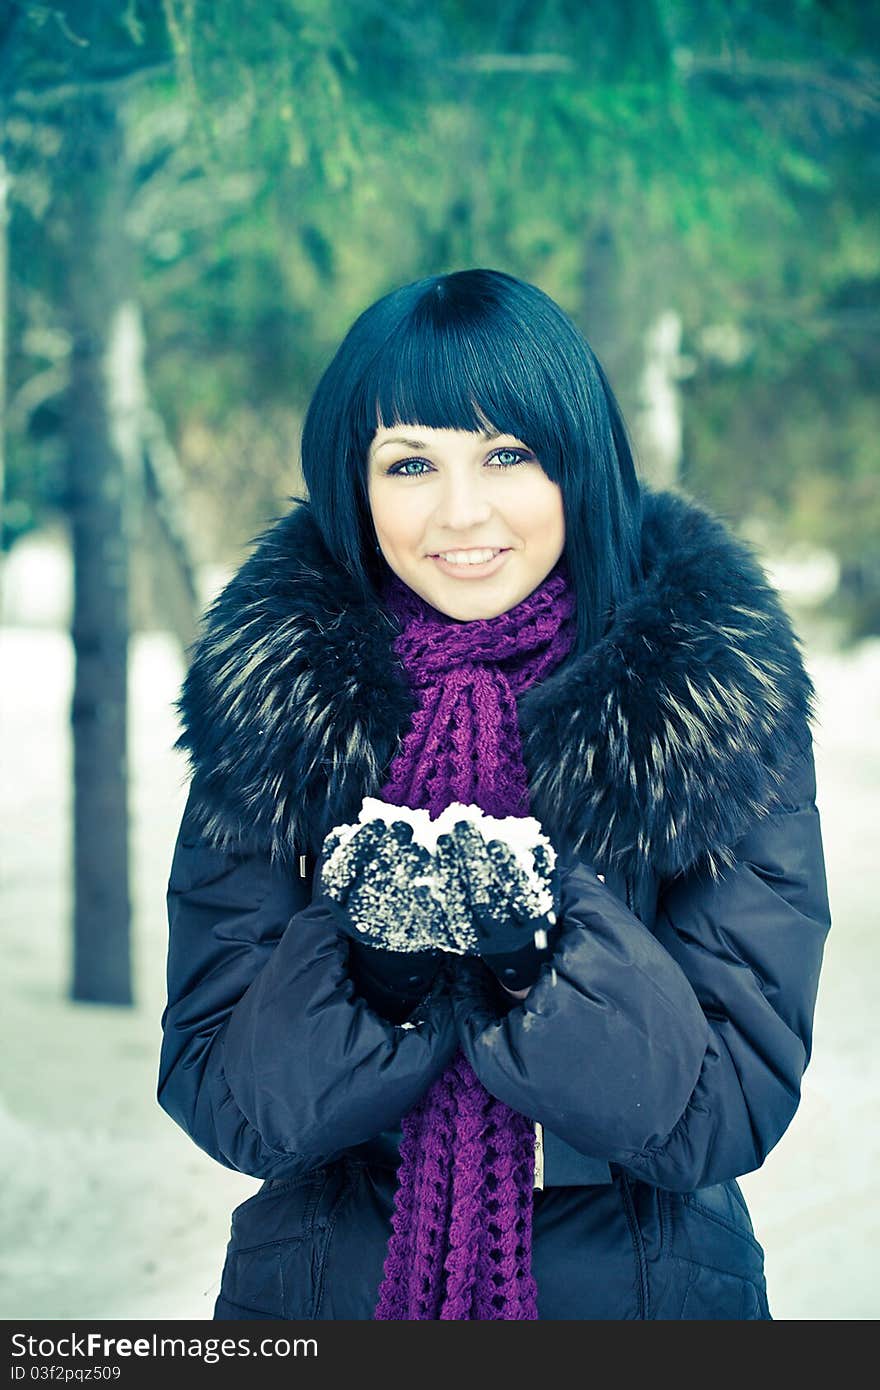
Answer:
[
  {"left": 580, "top": 221, "right": 646, "bottom": 440},
  {"left": 61, "top": 94, "right": 134, "bottom": 1005},
  {"left": 0, "top": 155, "right": 8, "bottom": 563},
  {"left": 135, "top": 403, "right": 201, "bottom": 651},
  {"left": 581, "top": 230, "right": 689, "bottom": 489},
  {"left": 632, "top": 310, "right": 686, "bottom": 491}
]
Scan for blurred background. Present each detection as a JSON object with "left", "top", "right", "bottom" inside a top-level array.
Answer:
[{"left": 1, "top": 0, "right": 878, "bottom": 1320}]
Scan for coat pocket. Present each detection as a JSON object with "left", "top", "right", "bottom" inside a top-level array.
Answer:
[
  {"left": 651, "top": 1182, "right": 771, "bottom": 1320},
  {"left": 215, "top": 1167, "right": 343, "bottom": 1319},
  {"left": 682, "top": 1182, "right": 766, "bottom": 1266}
]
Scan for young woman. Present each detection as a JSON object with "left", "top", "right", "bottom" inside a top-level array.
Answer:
[{"left": 158, "top": 268, "right": 831, "bottom": 1320}]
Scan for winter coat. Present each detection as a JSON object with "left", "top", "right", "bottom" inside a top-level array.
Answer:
[{"left": 158, "top": 483, "right": 831, "bottom": 1320}]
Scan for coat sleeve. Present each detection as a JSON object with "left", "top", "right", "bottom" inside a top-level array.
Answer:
[
  {"left": 157, "top": 788, "right": 459, "bottom": 1179},
  {"left": 452, "top": 740, "right": 831, "bottom": 1191}
]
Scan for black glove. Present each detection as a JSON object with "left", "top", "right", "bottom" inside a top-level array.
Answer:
[
  {"left": 316, "top": 816, "right": 463, "bottom": 1014},
  {"left": 318, "top": 817, "right": 466, "bottom": 949},
  {"left": 443, "top": 820, "right": 562, "bottom": 989},
  {"left": 344, "top": 938, "right": 446, "bottom": 1022}
]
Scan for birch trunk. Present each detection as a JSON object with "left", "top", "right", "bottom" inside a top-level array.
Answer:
[
  {"left": 0, "top": 156, "right": 8, "bottom": 571},
  {"left": 62, "top": 95, "right": 135, "bottom": 1005},
  {"left": 632, "top": 310, "right": 685, "bottom": 491}
]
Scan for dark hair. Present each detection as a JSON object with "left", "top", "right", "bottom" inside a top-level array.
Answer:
[{"left": 299, "top": 268, "right": 643, "bottom": 655}]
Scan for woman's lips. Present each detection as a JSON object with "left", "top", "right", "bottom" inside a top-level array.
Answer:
[{"left": 429, "top": 548, "right": 511, "bottom": 579}]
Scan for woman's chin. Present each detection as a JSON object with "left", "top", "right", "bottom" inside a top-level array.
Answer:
[{"left": 422, "top": 580, "right": 523, "bottom": 622}]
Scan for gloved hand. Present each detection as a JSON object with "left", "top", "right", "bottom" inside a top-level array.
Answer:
[
  {"left": 441, "top": 820, "right": 562, "bottom": 989},
  {"left": 316, "top": 815, "right": 467, "bottom": 1009}
]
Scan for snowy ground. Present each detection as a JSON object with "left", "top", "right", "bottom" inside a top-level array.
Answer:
[{"left": 1, "top": 619, "right": 878, "bottom": 1321}]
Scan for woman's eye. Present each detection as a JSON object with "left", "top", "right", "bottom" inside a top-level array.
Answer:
[
  {"left": 489, "top": 448, "right": 530, "bottom": 468},
  {"left": 387, "top": 458, "right": 432, "bottom": 477}
]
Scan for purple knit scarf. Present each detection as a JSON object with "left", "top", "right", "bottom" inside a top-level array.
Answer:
[{"left": 372, "top": 561, "right": 576, "bottom": 1320}]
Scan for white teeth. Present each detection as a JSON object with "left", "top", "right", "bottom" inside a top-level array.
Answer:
[{"left": 436, "top": 548, "right": 502, "bottom": 565}]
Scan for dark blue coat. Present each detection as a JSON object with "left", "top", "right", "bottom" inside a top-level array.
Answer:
[{"left": 158, "top": 485, "right": 831, "bottom": 1319}]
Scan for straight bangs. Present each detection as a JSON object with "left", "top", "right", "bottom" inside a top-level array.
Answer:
[
  {"left": 349, "top": 288, "right": 592, "bottom": 495},
  {"left": 346, "top": 280, "right": 614, "bottom": 500}
]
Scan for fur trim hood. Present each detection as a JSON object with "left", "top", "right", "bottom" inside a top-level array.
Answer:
[{"left": 175, "top": 486, "right": 815, "bottom": 882}]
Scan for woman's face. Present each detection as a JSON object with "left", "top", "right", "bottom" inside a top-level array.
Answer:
[{"left": 367, "top": 424, "right": 565, "bottom": 621}]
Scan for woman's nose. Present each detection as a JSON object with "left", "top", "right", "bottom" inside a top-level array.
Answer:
[{"left": 432, "top": 474, "right": 493, "bottom": 530}]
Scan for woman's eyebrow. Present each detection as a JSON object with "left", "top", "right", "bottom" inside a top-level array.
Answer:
[
  {"left": 373, "top": 431, "right": 504, "bottom": 454},
  {"left": 374, "top": 436, "right": 430, "bottom": 452}
]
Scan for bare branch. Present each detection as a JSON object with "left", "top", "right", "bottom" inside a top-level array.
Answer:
[
  {"left": 15, "top": 2, "right": 90, "bottom": 47},
  {"left": 48, "top": 4, "right": 89, "bottom": 47},
  {"left": 674, "top": 50, "right": 880, "bottom": 115},
  {"left": 10, "top": 58, "right": 173, "bottom": 109},
  {"left": 121, "top": 0, "right": 146, "bottom": 47},
  {"left": 454, "top": 52, "right": 575, "bottom": 74},
  {"left": 7, "top": 361, "right": 69, "bottom": 432}
]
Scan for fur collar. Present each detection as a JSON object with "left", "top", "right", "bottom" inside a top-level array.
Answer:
[{"left": 175, "top": 485, "right": 814, "bottom": 882}]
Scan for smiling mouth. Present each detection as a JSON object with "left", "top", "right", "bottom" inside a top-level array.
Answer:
[{"left": 429, "top": 547, "right": 510, "bottom": 565}]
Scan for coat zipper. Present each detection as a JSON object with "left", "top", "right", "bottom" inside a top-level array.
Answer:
[{"left": 619, "top": 1170, "right": 649, "bottom": 1319}]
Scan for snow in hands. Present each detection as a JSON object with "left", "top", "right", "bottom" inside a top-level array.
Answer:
[{"left": 319, "top": 798, "right": 558, "bottom": 954}]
